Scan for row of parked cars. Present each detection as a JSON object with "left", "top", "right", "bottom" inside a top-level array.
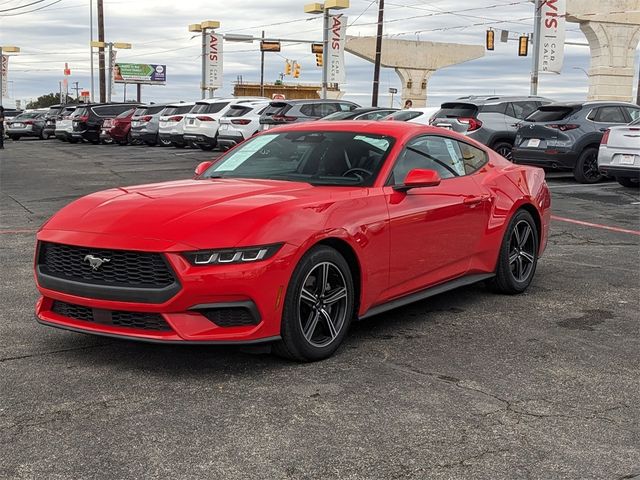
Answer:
[{"left": 6, "top": 95, "right": 639, "bottom": 187}]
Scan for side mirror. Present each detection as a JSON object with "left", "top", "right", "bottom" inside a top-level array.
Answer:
[
  {"left": 194, "top": 161, "right": 214, "bottom": 177},
  {"left": 394, "top": 168, "right": 441, "bottom": 192}
]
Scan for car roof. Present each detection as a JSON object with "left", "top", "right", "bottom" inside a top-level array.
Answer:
[
  {"left": 165, "top": 101, "right": 197, "bottom": 107},
  {"left": 270, "top": 99, "right": 357, "bottom": 105},
  {"left": 195, "top": 97, "right": 265, "bottom": 105},
  {"left": 450, "top": 95, "right": 552, "bottom": 105},
  {"left": 262, "top": 119, "right": 444, "bottom": 139}
]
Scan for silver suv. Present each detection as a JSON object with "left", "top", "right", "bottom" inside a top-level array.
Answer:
[
  {"left": 430, "top": 95, "right": 553, "bottom": 159},
  {"left": 259, "top": 99, "right": 359, "bottom": 131}
]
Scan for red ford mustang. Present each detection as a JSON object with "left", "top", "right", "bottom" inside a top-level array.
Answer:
[{"left": 34, "top": 121, "right": 551, "bottom": 361}]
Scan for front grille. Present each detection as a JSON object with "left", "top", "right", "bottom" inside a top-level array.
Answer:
[
  {"left": 39, "top": 242, "right": 175, "bottom": 288},
  {"left": 201, "top": 307, "right": 259, "bottom": 327},
  {"left": 52, "top": 301, "right": 171, "bottom": 331}
]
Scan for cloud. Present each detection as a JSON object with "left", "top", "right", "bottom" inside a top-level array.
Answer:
[{"left": 1, "top": 0, "right": 637, "bottom": 106}]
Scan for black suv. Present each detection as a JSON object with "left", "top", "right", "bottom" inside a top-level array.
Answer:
[
  {"left": 71, "top": 103, "right": 137, "bottom": 144},
  {"left": 430, "top": 96, "right": 553, "bottom": 159},
  {"left": 259, "top": 99, "right": 359, "bottom": 130},
  {"left": 512, "top": 101, "right": 640, "bottom": 183}
]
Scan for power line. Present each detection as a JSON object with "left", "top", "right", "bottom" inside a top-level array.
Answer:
[
  {"left": 0, "top": 0, "right": 47, "bottom": 12},
  {"left": 0, "top": 0, "right": 62, "bottom": 16}
]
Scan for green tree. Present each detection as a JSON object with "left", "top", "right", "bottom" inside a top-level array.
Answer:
[{"left": 26, "top": 93, "right": 70, "bottom": 109}]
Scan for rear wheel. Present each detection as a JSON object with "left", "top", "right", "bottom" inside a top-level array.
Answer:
[
  {"left": 493, "top": 141, "right": 513, "bottom": 160},
  {"left": 158, "top": 136, "right": 172, "bottom": 147},
  {"left": 490, "top": 209, "right": 539, "bottom": 294},
  {"left": 9, "top": 135, "right": 19, "bottom": 141},
  {"left": 198, "top": 144, "right": 214, "bottom": 151},
  {"left": 573, "top": 147, "right": 602, "bottom": 184},
  {"left": 68, "top": 137, "right": 78, "bottom": 144},
  {"left": 274, "top": 246, "right": 354, "bottom": 362},
  {"left": 172, "top": 142, "right": 185, "bottom": 149},
  {"left": 617, "top": 176, "right": 640, "bottom": 188}
]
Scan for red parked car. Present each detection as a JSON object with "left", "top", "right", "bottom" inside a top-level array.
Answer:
[
  {"left": 100, "top": 108, "right": 136, "bottom": 145},
  {"left": 34, "top": 121, "right": 551, "bottom": 361}
]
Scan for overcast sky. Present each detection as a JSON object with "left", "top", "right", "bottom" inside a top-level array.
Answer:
[{"left": 1, "top": 0, "right": 639, "bottom": 107}]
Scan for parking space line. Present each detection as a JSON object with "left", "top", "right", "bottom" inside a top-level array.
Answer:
[
  {"left": 0, "top": 229, "right": 36, "bottom": 235},
  {"left": 547, "top": 182, "right": 616, "bottom": 189},
  {"left": 551, "top": 215, "right": 640, "bottom": 236}
]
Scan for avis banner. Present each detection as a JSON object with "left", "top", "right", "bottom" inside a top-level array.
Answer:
[
  {"left": 328, "top": 14, "right": 347, "bottom": 84},
  {"left": 205, "top": 33, "right": 223, "bottom": 89},
  {"left": 1, "top": 55, "right": 8, "bottom": 97},
  {"left": 538, "top": 0, "right": 565, "bottom": 74}
]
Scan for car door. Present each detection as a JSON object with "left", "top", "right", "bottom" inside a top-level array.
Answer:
[{"left": 383, "top": 135, "right": 491, "bottom": 298}]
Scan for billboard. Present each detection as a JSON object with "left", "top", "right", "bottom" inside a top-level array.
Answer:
[
  {"left": 205, "top": 33, "right": 223, "bottom": 89},
  {"left": 114, "top": 63, "right": 166, "bottom": 84},
  {"left": 538, "top": 0, "right": 565, "bottom": 74}
]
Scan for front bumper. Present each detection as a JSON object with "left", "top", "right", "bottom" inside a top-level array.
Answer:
[
  {"left": 512, "top": 148, "right": 579, "bottom": 170},
  {"left": 34, "top": 234, "right": 297, "bottom": 344},
  {"left": 598, "top": 165, "right": 640, "bottom": 179}
]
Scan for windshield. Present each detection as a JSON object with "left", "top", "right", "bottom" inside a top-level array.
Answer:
[
  {"left": 526, "top": 106, "right": 576, "bottom": 122},
  {"left": 387, "top": 111, "right": 422, "bottom": 121},
  {"left": 15, "top": 112, "right": 42, "bottom": 120},
  {"left": 323, "top": 111, "right": 355, "bottom": 121},
  {"left": 202, "top": 131, "right": 395, "bottom": 186},
  {"left": 191, "top": 102, "right": 229, "bottom": 114}
]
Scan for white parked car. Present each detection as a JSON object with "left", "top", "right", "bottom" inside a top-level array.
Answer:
[
  {"left": 217, "top": 101, "right": 270, "bottom": 150},
  {"left": 598, "top": 117, "right": 640, "bottom": 188},
  {"left": 53, "top": 106, "right": 78, "bottom": 142},
  {"left": 384, "top": 107, "right": 440, "bottom": 125},
  {"left": 158, "top": 102, "right": 196, "bottom": 148},
  {"left": 182, "top": 97, "right": 265, "bottom": 151}
]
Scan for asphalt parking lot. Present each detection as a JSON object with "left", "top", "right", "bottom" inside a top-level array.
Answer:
[{"left": 1, "top": 138, "right": 639, "bottom": 479}]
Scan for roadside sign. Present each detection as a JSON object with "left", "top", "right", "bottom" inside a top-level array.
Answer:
[{"left": 114, "top": 63, "right": 166, "bottom": 85}]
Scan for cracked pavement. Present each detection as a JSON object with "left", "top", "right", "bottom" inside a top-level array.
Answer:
[{"left": 1, "top": 140, "right": 639, "bottom": 479}]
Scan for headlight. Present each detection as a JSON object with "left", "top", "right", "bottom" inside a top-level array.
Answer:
[{"left": 183, "top": 243, "right": 284, "bottom": 266}]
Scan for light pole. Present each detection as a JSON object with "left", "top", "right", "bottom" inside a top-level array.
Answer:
[
  {"left": 0, "top": 45, "right": 20, "bottom": 109},
  {"left": 304, "top": 1, "right": 349, "bottom": 100},
  {"left": 530, "top": 0, "right": 542, "bottom": 95},
  {"left": 91, "top": 41, "right": 131, "bottom": 102},
  {"left": 189, "top": 21, "right": 221, "bottom": 99}
]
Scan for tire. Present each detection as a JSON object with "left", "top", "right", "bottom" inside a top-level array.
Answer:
[
  {"left": 274, "top": 246, "right": 355, "bottom": 362},
  {"left": 198, "top": 144, "right": 214, "bottom": 151},
  {"left": 159, "top": 136, "right": 172, "bottom": 147},
  {"left": 573, "top": 147, "right": 602, "bottom": 184},
  {"left": 492, "top": 141, "right": 513, "bottom": 160},
  {"left": 617, "top": 176, "right": 639, "bottom": 188},
  {"left": 8, "top": 135, "right": 19, "bottom": 141},
  {"left": 68, "top": 138, "right": 78, "bottom": 144},
  {"left": 172, "top": 142, "right": 186, "bottom": 149},
  {"left": 39, "top": 131, "right": 46, "bottom": 140},
  {"left": 489, "top": 209, "right": 539, "bottom": 295}
]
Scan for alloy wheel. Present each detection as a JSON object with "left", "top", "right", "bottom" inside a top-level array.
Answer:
[
  {"left": 298, "top": 262, "right": 349, "bottom": 348},
  {"left": 581, "top": 150, "right": 601, "bottom": 182},
  {"left": 496, "top": 145, "right": 512, "bottom": 160},
  {"left": 509, "top": 220, "right": 536, "bottom": 282}
]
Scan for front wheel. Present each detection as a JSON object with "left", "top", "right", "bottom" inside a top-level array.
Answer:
[
  {"left": 9, "top": 135, "right": 19, "bottom": 141},
  {"left": 617, "top": 177, "right": 639, "bottom": 188},
  {"left": 198, "top": 144, "right": 214, "bottom": 151},
  {"left": 274, "top": 246, "right": 355, "bottom": 362},
  {"left": 158, "top": 136, "right": 172, "bottom": 147},
  {"left": 490, "top": 209, "right": 539, "bottom": 294},
  {"left": 573, "top": 147, "right": 602, "bottom": 184}
]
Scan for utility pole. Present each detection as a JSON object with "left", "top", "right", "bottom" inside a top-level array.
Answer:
[
  {"left": 260, "top": 30, "right": 265, "bottom": 97},
  {"left": 97, "top": 0, "right": 106, "bottom": 102},
  {"left": 73, "top": 81, "right": 81, "bottom": 99},
  {"left": 636, "top": 69, "right": 639, "bottom": 105},
  {"left": 371, "top": 0, "right": 384, "bottom": 106},
  {"left": 530, "top": 0, "right": 542, "bottom": 95},
  {"left": 89, "top": 0, "right": 94, "bottom": 102}
]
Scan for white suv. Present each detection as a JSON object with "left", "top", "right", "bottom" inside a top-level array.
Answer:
[
  {"left": 158, "top": 102, "right": 196, "bottom": 148},
  {"left": 217, "top": 101, "right": 270, "bottom": 150},
  {"left": 183, "top": 97, "right": 264, "bottom": 151}
]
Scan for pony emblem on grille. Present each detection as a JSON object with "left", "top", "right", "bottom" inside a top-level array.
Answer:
[{"left": 83, "top": 254, "right": 111, "bottom": 271}]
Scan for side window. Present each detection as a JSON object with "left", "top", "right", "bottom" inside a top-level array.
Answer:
[
  {"left": 300, "top": 104, "right": 315, "bottom": 117},
  {"left": 624, "top": 107, "right": 640, "bottom": 122},
  {"left": 391, "top": 136, "right": 467, "bottom": 184},
  {"left": 314, "top": 103, "right": 339, "bottom": 117},
  {"left": 481, "top": 103, "right": 507, "bottom": 114},
  {"left": 511, "top": 102, "right": 539, "bottom": 120},
  {"left": 593, "top": 106, "right": 626, "bottom": 123},
  {"left": 338, "top": 103, "right": 356, "bottom": 111},
  {"left": 456, "top": 141, "right": 488, "bottom": 175},
  {"left": 92, "top": 106, "right": 112, "bottom": 117}
]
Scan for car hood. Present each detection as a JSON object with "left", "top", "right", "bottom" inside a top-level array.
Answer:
[{"left": 41, "top": 178, "right": 353, "bottom": 250}]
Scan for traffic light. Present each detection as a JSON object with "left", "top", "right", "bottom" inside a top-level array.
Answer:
[
  {"left": 284, "top": 60, "right": 292, "bottom": 76},
  {"left": 486, "top": 29, "right": 495, "bottom": 51},
  {"left": 518, "top": 35, "right": 529, "bottom": 56},
  {"left": 315, "top": 53, "right": 323, "bottom": 67},
  {"left": 293, "top": 61, "right": 301, "bottom": 78}
]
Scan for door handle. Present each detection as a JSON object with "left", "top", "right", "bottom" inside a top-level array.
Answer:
[{"left": 463, "top": 194, "right": 491, "bottom": 206}]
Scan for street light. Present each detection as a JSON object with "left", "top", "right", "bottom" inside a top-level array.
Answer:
[
  {"left": 304, "top": 0, "right": 349, "bottom": 99},
  {"left": 0, "top": 45, "right": 20, "bottom": 109},
  {"left": 90, "top": 41, "right": 132, "bottom": 102},
  {"left": 189, "top": 20, "right": 220, "bottom": 99}
]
